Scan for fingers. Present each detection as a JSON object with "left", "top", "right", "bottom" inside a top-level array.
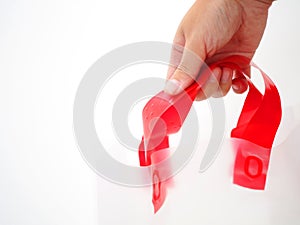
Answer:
[
  {"left": 196, "top": 67, "right": 233, "bottom": 101},
  {"left": 212, "top": 67, "right": 233, "bottom": 98},
  {"left": 232, "top": 69, "right": 249, "bottom": 94},
  {"left": 165, "top": 31, "right": 250, "bottom": 97},
  {"left": 195, "top": 67, "right": 251, "bottom": 101},
  {"left": 195, "top": 67, "right": 221, "bottom": 101},
  {"left": 232, "top": 77, "right": 248, "bottom": 94},
  {"left": 166, "top": 57, "right": 250, "bottom": 100},
  {"left": 165, "top": 37, "right": 206, "bottom": 95}
]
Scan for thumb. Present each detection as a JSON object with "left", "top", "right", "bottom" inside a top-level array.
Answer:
[{"left": 164, "top": 39, "right": 207, "bottom": 95}]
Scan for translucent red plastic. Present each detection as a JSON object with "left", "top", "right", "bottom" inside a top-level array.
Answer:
[
  {"left": 231, "top": 62, "right": 282, "bottom": 189},
  {"left": 138, "top": 55, "right": 282, "bottom": 213}
]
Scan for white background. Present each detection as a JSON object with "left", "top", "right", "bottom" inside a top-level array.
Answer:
[{"left": 0, "top": 0, "right": 300, "bottom": 224}]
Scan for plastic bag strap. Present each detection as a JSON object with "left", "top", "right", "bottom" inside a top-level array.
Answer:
[
  {"left": 230, "top": 61, "right": 282, "bottom": 189},
  {"left": 138, "top": 55, "right": 282, "bottom": 212}
]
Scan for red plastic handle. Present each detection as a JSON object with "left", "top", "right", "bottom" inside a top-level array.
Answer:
[
  {"left": 139, "top": 56, "right": 250, "bottom": 165},
  {"left": 138, "top": 55, "right": 282, "bottom": 212},
  {"left": 231, "top": 61, "right": 282, "bottom": 189}
]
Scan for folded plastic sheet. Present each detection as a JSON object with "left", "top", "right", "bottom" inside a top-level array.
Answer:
[{"left": 138, "top": 56, "right": 282, "bottom": 213}]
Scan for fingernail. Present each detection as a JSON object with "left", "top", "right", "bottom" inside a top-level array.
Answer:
[
  {"left": 232, "top": 83, "right": 239, "bottom": 91},
  {"left": 221, "top": 68, "right": 231, "bottom": 83},
  {"left": 208, "top": 74, "right": 217, "bottom": 83},
  {"left": 208, "top": 68, "right": 220, "bottom": 83},
  {"left": 164, "top": 79, "right": 181, "bottom": 95}
]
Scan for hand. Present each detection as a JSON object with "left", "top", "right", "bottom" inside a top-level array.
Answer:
[{"left": 164, "top": 0, "right": 274, "bottom": 100}]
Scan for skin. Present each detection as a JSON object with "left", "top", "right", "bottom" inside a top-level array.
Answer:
[{"left": 164, "top": 0, "right": 274, "bottom": 100}]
